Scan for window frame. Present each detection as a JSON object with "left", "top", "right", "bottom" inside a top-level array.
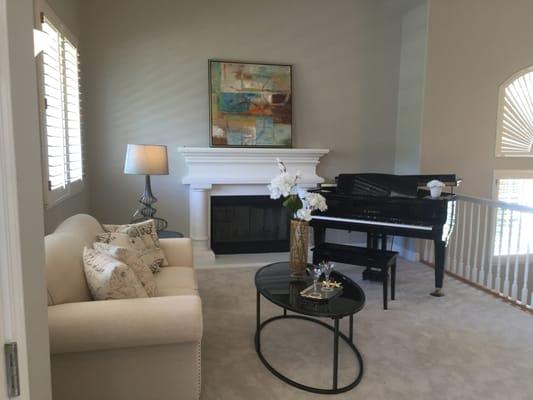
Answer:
[
  {"left": 492, "top": 169, "right": 533, "bottom": 198},
  {"left": 35, "top": 2, "right": 84, "bottom": 208},
  {"left": 492, "top": 169, "right": 533, "bottom": 258}
]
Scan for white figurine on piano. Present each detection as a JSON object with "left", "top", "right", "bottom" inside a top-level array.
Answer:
[{"left": 427, "top": 180, "right": 446, "bottom": 198}]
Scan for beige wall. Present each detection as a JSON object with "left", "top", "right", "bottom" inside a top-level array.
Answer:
[
  {"left": 80, "top": 0, "right": 404, "bottom": 233},
  {"left": 394, "top": 0, "right": 428, "bottom": 174},
  {"left": 421, "top": 0, "right": 533, "bottom": 197},
  {"left": 6, "top": 0, "right": 52, "bottom": 397},
  {"left": 41, "top": 0, "right": 90, "bottom": 233}
]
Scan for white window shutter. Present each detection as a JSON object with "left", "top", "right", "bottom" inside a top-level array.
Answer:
[
  {"left": 495, "top": 177, "right": 533, "bottom": 255},
  {"left": 496, "top": 67, "right": 533, "bottom": 157},
  {"left": 64, "top": 38, "right": 83, "bottom": 183},
  {"left": 40, "top": 14, "right": 84, "bottom": 206}
]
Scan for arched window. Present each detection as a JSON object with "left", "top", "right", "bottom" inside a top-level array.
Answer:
[{"left": 496, "top": 66, "right": 533, "bottom": 157}]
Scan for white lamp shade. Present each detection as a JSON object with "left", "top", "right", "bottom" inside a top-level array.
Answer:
[{"left": 124, "top": 144, "right": 169, "bottom": 175}]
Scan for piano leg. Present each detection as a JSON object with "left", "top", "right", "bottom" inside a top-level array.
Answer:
[
  {"left": 431, "top": 240, "right": 446, "bottom": 297},
  {"left": 381, "top": 235, "right": 387, "bottom": 251}
]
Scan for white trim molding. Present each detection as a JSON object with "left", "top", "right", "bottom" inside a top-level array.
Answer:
[{"left": 0, "top": 0, "right": 30, "bottom": 396}]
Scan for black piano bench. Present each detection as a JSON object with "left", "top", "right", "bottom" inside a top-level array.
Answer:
[{"left": 312, "top": 243, "right": 398, "bottom": 310}]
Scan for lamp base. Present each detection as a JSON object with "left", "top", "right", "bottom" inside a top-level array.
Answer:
[{"left": 131, "top": 175, "right": 168, "bottom": 232}]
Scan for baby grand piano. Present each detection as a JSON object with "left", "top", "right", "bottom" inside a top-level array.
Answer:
[{"left": 310, "top": 173, "right": 460, "bottom": 297}]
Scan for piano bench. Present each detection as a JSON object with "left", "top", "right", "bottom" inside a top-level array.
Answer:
[{"left": 312, "top": 243, "right": 398, "bottom": 310}]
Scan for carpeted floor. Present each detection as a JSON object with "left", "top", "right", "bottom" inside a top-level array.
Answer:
[{"left": 197, "top": 259, "right": 533, "bottom": 400}]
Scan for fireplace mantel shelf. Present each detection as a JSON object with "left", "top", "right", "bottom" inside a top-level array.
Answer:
[
  {"left": 177, "top": 146, "right": 330, "bottom": 266},
  {"left": 178, "top": 147, "right": 329, "bottom": 187}
]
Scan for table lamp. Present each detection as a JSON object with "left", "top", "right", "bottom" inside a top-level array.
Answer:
[{"left": 124, "top": 144, "right": 169, "bottom": 231}]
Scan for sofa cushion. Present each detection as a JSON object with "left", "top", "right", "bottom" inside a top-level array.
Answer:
[
  {"left": 103, "top": 220, "right": 168, "bottom": 266},
  {"left": 45, "top": 233, "right": 92, "bottom": 305},
  {"left": 83, "top": 247, "right": 148, "bottom": 300},
  {"left": 154, "top": 267, "right": 198, "bottom": 297},
  {"left": 98, "top": 220, "right": 168, "bottom": 272},
  {"left": 48, "top": 295, "right": 203, "bottom": 354},
  {"left": 93, "top": 242, "right": 157, "bottom": 297}
]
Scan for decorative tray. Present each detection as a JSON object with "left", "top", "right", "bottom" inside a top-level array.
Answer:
[{"left": 300, "top": 282, "right": 343, "bottom": 302}]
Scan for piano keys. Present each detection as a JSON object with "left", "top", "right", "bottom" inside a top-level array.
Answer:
[{"left": 310, "top": 173, "right": 460, "bottom": 296}]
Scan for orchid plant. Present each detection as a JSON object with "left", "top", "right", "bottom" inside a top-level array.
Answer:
[{"left": 268, "top": 159, "right": 327, "bottom": 221}]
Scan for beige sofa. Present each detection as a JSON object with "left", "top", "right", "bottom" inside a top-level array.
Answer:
[{"left": 45, "top": 214, "right": 202, "bottom": 400}]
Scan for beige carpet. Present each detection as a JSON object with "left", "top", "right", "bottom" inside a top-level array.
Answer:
[{"left": 197, "top": 260, "right": 533, "bottom": 400}]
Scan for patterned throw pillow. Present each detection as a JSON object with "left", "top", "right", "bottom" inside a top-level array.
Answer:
[
  {"left": 83, "top": 247, "right": 148, "bottom": 300},
  {"left": 98, "top": 220, "right": 168, "bottom": 272},
  {"left": 93, "top": 242, "right": 157, "bottom": 297}
]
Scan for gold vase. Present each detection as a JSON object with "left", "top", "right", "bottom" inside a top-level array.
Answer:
[{"left": 289, "top": 219, "right": 309, "bottom": 279}]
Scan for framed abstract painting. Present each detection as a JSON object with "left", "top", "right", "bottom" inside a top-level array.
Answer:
[{"left": 209, "top": 60, "right": 292, "bottom": 147}]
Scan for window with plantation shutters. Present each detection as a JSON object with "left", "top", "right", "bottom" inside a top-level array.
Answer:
[
  {"left": 38, "top": 12, "right": 84, "bottom": 206},
  {"left": 493, "top": 171, "right": 533, "bottom": 256},
  {"left": 496, "top": 66, "right": 533, "bottom": 157}
]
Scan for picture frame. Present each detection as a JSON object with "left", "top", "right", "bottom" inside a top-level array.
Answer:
[{"left": 208, "top": 59, "right": 293, "bottom": 148}]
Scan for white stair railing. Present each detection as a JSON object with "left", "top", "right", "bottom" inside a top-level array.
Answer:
[{"left": 420, "top": 195, "right": 533, "bottom": 310}]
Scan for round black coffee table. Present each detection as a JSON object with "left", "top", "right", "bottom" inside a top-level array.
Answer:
[{"left": 254, "top": 262, "right": 366, "bottom": 394}]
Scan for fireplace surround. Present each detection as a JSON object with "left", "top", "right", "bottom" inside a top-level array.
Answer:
[
  {"left": 211, "top": 195, "right": 290, "bottom": 254},
  {"left": 178, "top": 147, "right": 329, "bottom": 265}
]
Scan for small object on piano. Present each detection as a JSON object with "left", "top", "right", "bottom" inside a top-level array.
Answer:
[{"left": 427, "top": 180, "right": 446, "bottom": 198}]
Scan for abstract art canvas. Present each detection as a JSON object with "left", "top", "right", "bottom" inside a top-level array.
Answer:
[{"left": 209, "top": 60, "right": 292, "bottom": 147}]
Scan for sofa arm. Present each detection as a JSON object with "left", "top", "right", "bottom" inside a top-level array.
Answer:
[
  {"left": 160, "top": 238, "right": 193, "bottom": 267},
  {"left": 48, "top": 295, "right": 202, "bottom": 355}
]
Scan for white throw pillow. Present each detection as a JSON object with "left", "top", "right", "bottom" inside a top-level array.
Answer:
[
  {"left": 98, "top": 220, "right": 168, "bottom": 272},
  {"left": 83, "top": 247, "right": 148, "bottom": 300},
  {"left": 93, "top": 242, "right": 157, "bottom": 297}
]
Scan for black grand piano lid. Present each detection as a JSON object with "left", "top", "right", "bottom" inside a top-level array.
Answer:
[{"left": 335, "top": 173, "right": 460, "bottom": 198}]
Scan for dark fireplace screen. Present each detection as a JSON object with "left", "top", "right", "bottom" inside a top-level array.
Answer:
[{"left": 211, "top": 195, "right": 290, "bottom": 254}]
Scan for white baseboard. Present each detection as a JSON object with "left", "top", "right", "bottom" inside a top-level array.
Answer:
[{"left": 195, "top": 252, "right": 289, "bottom": 270}]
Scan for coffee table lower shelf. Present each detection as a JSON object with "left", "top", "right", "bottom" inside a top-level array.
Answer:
[{"left": 254, "top": 298, "right": 364, "bottom": 394}]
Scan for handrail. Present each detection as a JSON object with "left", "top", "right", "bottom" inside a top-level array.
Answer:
[
  {"left": 421, "top": 194, "right": 533, "bottom": 311},
  {"left": 457, "top": 194, "right": 533, "bottom": 214}
]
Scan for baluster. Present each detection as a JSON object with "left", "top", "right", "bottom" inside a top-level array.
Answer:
[
  {"left": 459, "top": 200, "right": 468, "bottom": 277},
  {"left": 471, "top": 203, "right": 481, "bottom": 283},
  {"left": 503, "top": 210, "right": 514, "bottom": 297},
  {"left": 452, "top": 201, "right": 461, "bottom": 274},
  {"left": 511, "top": 214, "right": 523, "bottom": 300},
  {"left": 465, "top": 202, "right": 474, "bottom": 280},
  {"left": 479, "top": 205, "right": 489, "bottom": 286},
  {"left": 523, "top": 243, "right": 530, "bottom": 305},
  {"left": 495, "top": 208, "right": 505, "bottom": 293}
]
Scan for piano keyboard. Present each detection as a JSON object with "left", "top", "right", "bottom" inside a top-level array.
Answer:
[{"left": 311, "top": 215, "right": 433, "bottom": 231}]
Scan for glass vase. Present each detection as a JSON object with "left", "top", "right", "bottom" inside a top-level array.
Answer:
[{"left": 289, "top": 219, "right": 309, "bottom": 279}]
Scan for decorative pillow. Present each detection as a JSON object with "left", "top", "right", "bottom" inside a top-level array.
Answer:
[
  {"left": 82, "top": 247, "right": 148, "bottom": 300},
  {"left": 98, "top": 220, "right": 168, "bottom": 272},
  {"left": 93, "top": 242, "right": 157, "bottom": 297}
]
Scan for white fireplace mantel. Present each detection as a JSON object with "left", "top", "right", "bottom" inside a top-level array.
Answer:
[
  {"left": 178, "top": 147, "right": 329, "bottom": 188},
  {"left": 177, "top": 147, "right": 330, "bottom": 265}
]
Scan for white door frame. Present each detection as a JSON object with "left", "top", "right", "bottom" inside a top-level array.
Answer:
[{"left": 0, "top": 0, "right": 32, "bottom": 397}]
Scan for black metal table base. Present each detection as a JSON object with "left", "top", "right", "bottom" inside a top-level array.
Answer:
[{"left": 255, "top": 298, "right": 364, "bottom": 394}]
